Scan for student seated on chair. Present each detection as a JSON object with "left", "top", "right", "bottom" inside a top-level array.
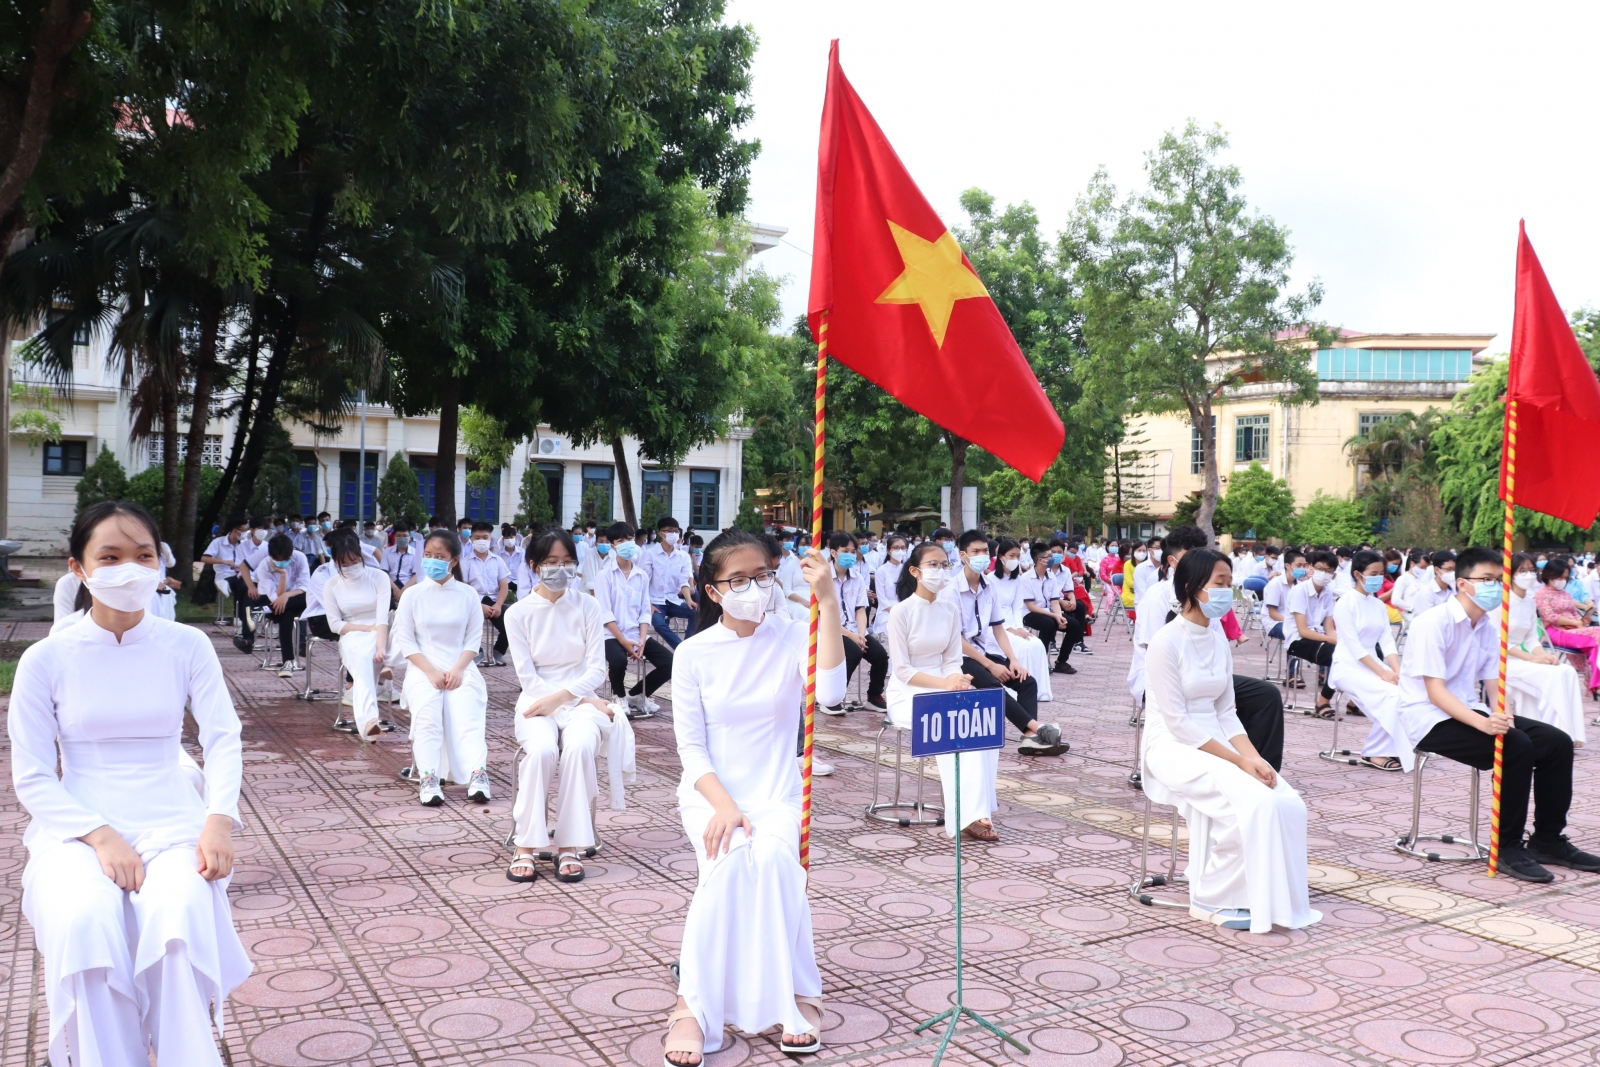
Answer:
[
  {"left": 463, "top": 522, "right": 511, "bottom": 666},
  {"left": 1288, "top": 550, "right": 1339, "bottom": 716},
  {"left": 819, "top": 531, "right": 888, "bottom": 714},
  {"left": 1506, "top": 551, "right": 1587, "bottom": 745},
  {"left": 1261, "top": 549, "right": 1301, "bottom": 641},
  {"left": 643, "top": 516, "right": 697, "bottom": 650},
  {"left": 1389, "top": 549, "right": 1431, "bottom": 621},
  {"left": 595, "top": 521, "right": 673, "bottom": 702},
  {"left": 1329, "top": 550, "right": 1405, "bottom": 771},
  {"left": 240, "top": 534, "right": 309, "bottom": 667},
  {"left": 1142, "top": 548, "right": 1320, "bottom": 934},
  {"left": 1410, "top": 549, "right": 1457, "bottom": 616},
  {"left": 1396, "top": 546, "right": 1600, "bottom": 883}
]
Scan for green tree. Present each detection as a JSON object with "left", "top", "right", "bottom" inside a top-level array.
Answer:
[
  {"left": 75, "top": 443, "right": 127, "bottom": 515},
  {"left": 733, "top": 492, "right": 763, "bottom": 533},
  {"left": 245, "top": 419, "right": 299, "bottom": 518},
  {"left": 516, "top": 463, "right": 553, "bottom": 527},
  {"left": 126, "top": 463, "right": 221, "bottom": 541},
  {"left": 1292, "top": 491, "right": 1372, "bottom": 544},
  {"left": 1219, "top": 462, "right": 1294, "bottom": 539},
  {"left": 378, "top": 452, "right": 427, "bottom": 527},
  {"left": 1073, "top": 122, "right": 1332, "bottom": 542}
]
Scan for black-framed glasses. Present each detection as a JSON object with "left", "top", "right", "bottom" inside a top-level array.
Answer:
[{"left": 709, "top": 570, "right": 778, "bottom": 593}]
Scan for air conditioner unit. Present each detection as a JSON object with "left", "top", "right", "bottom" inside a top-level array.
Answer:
[{"left": 537, "top": 437, "right": 562, "bottom": 457}]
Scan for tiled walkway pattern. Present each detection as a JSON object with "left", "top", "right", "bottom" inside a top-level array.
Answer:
[{"left": 4, "top": 613, "right": 1600, "bottom": 1065}]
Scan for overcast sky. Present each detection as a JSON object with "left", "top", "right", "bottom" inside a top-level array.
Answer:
[{"left": 726, "top": 0, "right": 1600, "bottom": 352}]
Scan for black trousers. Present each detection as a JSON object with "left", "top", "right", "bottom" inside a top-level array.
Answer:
[
  {"left": 1418, "top": 714, "right": 1573, "bottom": 845},
  {"left": 1231, "top": 674, "right": 1285, "bottom": 771},
  {"left": 225, "top": 575, "right": 251, "bottom": 622},
  {"left": 1287, "top": 637, "right": 1336, "bottom": 699},
  {"left": 304, "top": 613, "right": 339, "bottom": 644},
  {"left": 240, "top": 592, "right": 305, "bottom": 656},
  {"left": 480, "top": 596, "right": 508, "bottom": 654},
  {"left": 962, "top": 654, "right": 1039, "bottom": 734},
  {"left": 1026, "top": 610, "right": 1085, "bottom": 667},
  {"left": 604, "top": 636, "right": 673, "bottom": 697},
  {"left": 842, "top": 633, "right": 889, "bottom": 704}
]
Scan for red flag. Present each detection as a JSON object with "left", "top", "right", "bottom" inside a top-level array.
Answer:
[
  {"left": 807, "top": 41, "right": 1064, "bottom": 481},
  {"left": 1500, "top": 223, "right": 1600, "bottom": 528}
]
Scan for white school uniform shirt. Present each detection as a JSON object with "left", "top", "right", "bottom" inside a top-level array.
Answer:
[
  {"left": 497, "top": 537, "right": 521, "bottom": 574},
  {"left": 1018, "top": 570, "right": 1049, "bottom": 614},
  {"left": 941, "top": 569, "right": 1004, "bottom": 657},
  {"left": 834, "top": 568, "right": 868, "bottom": 632},
  {"left": 991, "top": 574, "right": 1031, "bottom": 627},
  {"left": 1390, "top": 568, "right": 1427, "bottom": 614},
  {"left": 1132, "top": 559, "right": 1160, "bottom": 603},
  {"left": 1261, "top": 573, "right": 1292, "bottom": 621},
  {"left": 304, "top": 560, "right": 333, "bottom": 617},
  {"left": 1332, "top": 561, "right": 1354, "bottom": 596},
  {"left": 1509, "top": 586, "right": 1540, "bottom": 649},
  {"left": 595, "top": 562, "right": 653, "bottom": 643},
  {"left": 1411, "top": 575, "right": 1456, "bottom": 616},
  {"left": 1045, "top": 564, "right": 1074, "bottom": 603},
  {"left": 871, "top": 560, "right": 904, "bottom": 634},
  {"left": 290, "top": 528, "right": 319, "bottom": 557},
  {"left": 242, "top": 532, "right": 272, "bottom": 572},
  {"left": 1245, "top": 556, "right": 1269, "bottom": 581},
  {"left": 641, "top": 543, "right": 694, "bottom": 606},
  {"left": 1129, "top": 578, "right": 1222, "bottom": 703},
  {"left": 884, "top": 592, "right": 964, "bottom": 709},
  {"left": 391, "top": 577, "right": 484, "bottom": 670},
  {"left": 1396, "top": 597, "right": 1499, "bottom": 768},
  {"left": 201, "top": 534, "right": 247, "bottom": 581},
  {"left": 323, "top": 565, "right": 392, "bottom": 634},
  {"left": 252, "top": 550, "right": 312, "bottom": 601},
  {"left": 384, "top": 543, "right": 419, "bottom": 589},
  {"left": 504, "top": 587, "right": 607, "bottom": 707},
  {"left": 1287, "top": 579, "right": 1334, "bottom": 634},
  {"left": 460, "top": 550, "right": 511, "bottom": 599},
  {"left": 359, "top": 541, "right": 382, "bottom": 569}
]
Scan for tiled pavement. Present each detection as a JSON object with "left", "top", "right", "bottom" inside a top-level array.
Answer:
[{"left": 4, "top": 612, "right": 1600, "bottom": 1065}]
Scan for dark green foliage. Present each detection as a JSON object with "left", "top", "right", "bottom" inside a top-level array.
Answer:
[
  {"left": 74, "top": 444, "right": 127, "bottom": 516},
  {"left": 379, "top": 452, "right": 428, "bottom": 527}
]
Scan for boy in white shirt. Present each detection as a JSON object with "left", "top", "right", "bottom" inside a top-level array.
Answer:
[
  {"left": 462, "top": 521, "right": 511, "bottom": 665},
  {"left": 383, "top": 522, "right": 420, "bottom": 600},
  {"left": 1399, "top": 546, "right": 1600, "bottom": 882},
  {"left": 594, "top": 521, "right": 673, "bottom": 700},
  {"left": 641, "top": 516, "right": 696, "bottom": 649},
  {"left": 1261, "top": 548, "right": 1302, "bottom": 640},
  {"left": 238, "top": 533, "right": 310, "bottom": 671},
  {"left": 819, "top": 531, "right": 887, "bottom": 713},
  {"left": 1287, "top": 549, "right": 1339, "bottom": 715},
  {"left": 1411, "top": 550, "right": 1457, "bottom": 615}
]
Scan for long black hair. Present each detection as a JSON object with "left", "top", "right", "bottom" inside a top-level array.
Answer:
[
  {"left": 525, "top": 527, "right": 577, "bottom": 568},
  {"left": 326, "top": 527, "right": 363, "bottom": 568},
  {"left": 1172, "top": 548, "right": 1231, "bottom": 611},
  {"left": 694, "top": 528, "right": 770, "bottom": 632},
  {"left": 68, "top": 500, "right": 162, "bottom": 612},
  {"left": 993, "top": 537, "right": 1022, "bottom": 580},
  {"left": 896, "top": 541, "right": 948, "bottom": 603}
]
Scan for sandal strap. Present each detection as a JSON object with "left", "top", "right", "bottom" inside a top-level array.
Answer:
[{"left": 508, "top": 855, "right": 536, "bottom": 870}]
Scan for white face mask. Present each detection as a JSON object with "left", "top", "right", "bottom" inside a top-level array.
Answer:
[
  {"left": 1002, "top": 557, "right": 1020, "bottom": 572},
  {"left": 340, "top": 563, "right": 366, "bottom": 581},
  {"left": 662, "top": 531, "right": 680, "bottom": 546},
  {"left": 1514, "top": 572, "right": 1537, "bottom": 591},
  {"left": 1133, "top": 550, "right": 1147, "bottom": 561},
  {"left": 83, "top": 561, "right": 161, "bottom": 613},
  {"left": 472, "top": 538, "right": 491, "bottom": 555},
  {"left": 889, "top": 548, "right": 907, "bottom": 563},
  {"left": 539, "top": 563, "right": 579, "bottom": 591},
  {"left": 718, "top": 582, "right": 767, "bottom": 623},
  {"left": 1152, "top": 549, "right": 1163, "bottom": 562},
  {"left": 918, "top": 566, "right": 952, "bottom": 593},
  {"left": 1552, "top": 578, "right": 1569, "bottom": 591},
  {"left": 253, "top": 529, "right": 268, "bottom": 543},
  {"left": 1312, "top": 570, "right": 1332, "bottom": 589}
]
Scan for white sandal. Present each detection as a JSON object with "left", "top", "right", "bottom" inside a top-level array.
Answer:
[
  {"left": 555, "top": 850, "right": 585, "bottom": 884},
  {"left": 662, "top": 1006, "right": 703, "bottom": 1067},
  {"left": 779, "top": 996, "right": 825, "bottom": 1055}
]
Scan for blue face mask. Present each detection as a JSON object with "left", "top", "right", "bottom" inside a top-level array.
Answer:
[
  {"left": 943, "top": 542, "right": 959, "bottom": 561},
  {"left": 1199, "top": 586, "right": 1234, "bottom": 619},
  {"left": 596, "top": 543, "right": 611, "bottom": 556},
  {"left": 421, "top": 557, "right": 451, "bottom": 582},
  {"left": 1537, "top": 560, "right": 1548, "bottom": 569},
  {"left": 272, "top": 559, "right": 289, "bottom": 570},
  {"left": 1364, "top": 575, "right": 1384, "bottom": 594},
  {"left": 1386, "top": 563, "right": 1398, "bottom": 574},
  {"left": 1049, "top": 553, "right": 1064, "bottom": 567},
  {"left": 1292, "top": 567, "right": 1307, "bottom": 580},
  {"left": 1466, "top": 579, "right": 1502, "bottom": 612},
  {"left": 616, "top": 541, "right": 639, "bottom": 562},
  {"left": 836, "top": 552, "right": 857, "bottom": 570}
]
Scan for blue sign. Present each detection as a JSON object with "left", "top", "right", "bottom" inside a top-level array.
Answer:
[{"left": 910, "top": 689, "right": 1005, "bottom": 758}]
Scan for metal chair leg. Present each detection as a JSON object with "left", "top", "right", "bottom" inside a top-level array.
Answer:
[
  {"left": 1394, "top": 753, "right": 1487, "bottom": 861},
  {"left": 1129, "top": 792, "right": 1188, "bottom": 908},
  {"left": 1317, "top": 690, "right": 1357, "bottom": 765},
  {"left": 865, "top": 717, "right": 943, "bottom": 826}
]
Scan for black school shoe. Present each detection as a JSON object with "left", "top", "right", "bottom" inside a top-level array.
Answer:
[
  {"left": 1496, "top": 846, "right": 1555, "bottom": 883},
  {"left": 1527, "top": 835, "right": 1600, "bottom": 873}
]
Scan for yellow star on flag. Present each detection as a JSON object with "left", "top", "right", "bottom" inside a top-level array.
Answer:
[{"left": 874, "top": 220, "right": 990, "bottom": 347}]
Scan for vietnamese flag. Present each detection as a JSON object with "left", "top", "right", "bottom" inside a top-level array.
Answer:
[
  {"left": 1500, "top": 223, "right": 1600, "bottom": 528},
  {"left": 806, "top": 41, "right": 1064, "bottom": 481}
]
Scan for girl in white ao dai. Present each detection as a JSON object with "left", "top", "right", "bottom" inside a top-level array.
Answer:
[
  {"left": 1506, "top": 551, "right": 1587, "bottom": 744},
  {"left": 9, "top": 502, "right": 250, "bottom": 1067},
  {"left": 662, "top": 530, "right": 845, "bottom": 1067},
  {"left": 322, "top": 527, "right": 403, "bottom": 741},
  {"left": 1329, "top": 549, "right": 1405, "bottom": 770},
  {"left": 1142, "top": 549, "right": 1320, "bottom": 934}
]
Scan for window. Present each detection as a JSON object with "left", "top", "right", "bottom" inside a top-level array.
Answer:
[
  {"left": 1358, "top": 412, "right": 1401, "bottom": 437},
  {"left": 536, "top": 462, "right": 563, "bottom": 521},
  {"left": 43, "top": 440, "right": 87, "bottom": 476},
  {"left": 1316, "top": 348, "right": 1474, "bottom": 382},
  {"left": 44, "top": 308, "right": 89, "bottom": 348},
  {"left": 466, "top": 462, "right": 499, "bottom": 523},
  {"left": 581, "top": 464, "right": 613, "bottom": 523},
  {"left": 1235, "top": 415, "right": 1269, "bottom": 463},
  {"left": 689, "top": 469, "right": 720, "bottom": 529},
  {"left": 147, "top": 433, "right": 225, "bottom": 467},
  {"left": 1190, "top": 415, "right": 1216, "bottom": 475},
  {"left": 409, "top": 455, "right": 437, "bottom": 515},
  {"left": 642, "top": 469, "right": 673, "bottom": 516},
  {"left": 296, "top": 452, "right": 318, "bottom": 517},
  {"left": 339, "top": 451, "right": 379, "bottom": 520}
]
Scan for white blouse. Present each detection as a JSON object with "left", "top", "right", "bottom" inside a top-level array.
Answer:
[
  {"left": 672, "top": 615, "right": 845, "bottom": 811},
  {"left": 504, "top": 589, "right": 607, "bottom": 704},
  {"left": 872, "top": 562, "right": 904, "bottom": 630},
  {"left": 323, "top": 566, "right": 393, "bottom": 634},
  {"left": 886, "top": 593, "right": 963, "bottom": 696},
  {"left": 1332, "top": 589, "right": 1398, "bottom": 671},
  {"left": 1510, "top": 587, "right": 1540, "bottom": 648},
  {"left": 1144, "top": 616, "right": 1246, "bottom": 749},
  {"left": 990, "top": 575, "right": 1030, "bottom": 626},
  {"left": 9, "top": 614, "right": 242, "bottom": 852},
  {"left": 391, "top": 577, "right": 483, "bottom": 669}
]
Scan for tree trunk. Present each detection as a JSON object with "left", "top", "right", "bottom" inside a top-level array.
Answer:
[
  {"left": 1193, "top": 400, "right": 1220, "bottom": 544},
  {"left": 205, "top": 301, "right": 260, "bottom": 530},
  {"left": 435, "top": 375, "right": 460, "bottom": 527},
  {"left": 0, "top": 0, "right": 90, "bottom": 245},
  {"left": 612, "top": 435, "right": 638, "bottom": 528},
  {"left": 226, "top": 313, "right": 293, "bottom": 518},
  {"left": 947, "top": 434, "right": 970, "bottom": 531},
  {"left": 1112, "top": 442, "right": 1123, "bottom": 536},
  {"left": 160, "top": 390, "right": 180, "bottom": 544},
  {"left": 176, "top": 293, "right": 221, "bottom": 584}
]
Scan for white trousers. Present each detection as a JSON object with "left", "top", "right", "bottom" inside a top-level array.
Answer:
[
  {"left": 25, "top": 841, "right": 248, "bottom": 1067},
  {"left": 1009, "top": 628, "right": 1052, "bottom": 702},
  {"left": 888, "top": 692, "right": 997, "bottom": 836},
  {"left": 512, "top": 709, "right": 602, "bottom": 849},
  {"left": 403, "top": 667, "right": 487, "bottom": 783},
  {"left": 678, "top": 800, "right": 819, "bottom": 1054},
  {"left": 1329, "top": 664, "right": 1404, "bottom": 759},
  {"left": 1508, "top": 657, "right": 1588, "bottom": 745},
  {"left": 339, "top": 630, "right": 386, "bottom": 735}
]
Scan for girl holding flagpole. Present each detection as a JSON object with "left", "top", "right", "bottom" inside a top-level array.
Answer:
[{"left": 663, "top": 530, "right": 843, "bottom": 1065}]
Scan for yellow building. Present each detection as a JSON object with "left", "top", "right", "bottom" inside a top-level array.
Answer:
[{"left": 1109, "top": 331, "right": 1495, "bottom": 538}]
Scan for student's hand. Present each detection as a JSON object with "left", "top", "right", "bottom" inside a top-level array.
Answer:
[
  {"left": 845, "top": 630, "right": 867, "bottom": 649},
  {"left": 703, "top": 803, "right": 753, "bottom": 859},
  {"left": 1375, "top": 665, "right": 1400, "bottom": 685},
  {"left": 165, "top": 577, "right": 183, "bottom": 591},
  {"left": 987, "top": 659, "right": 1016, "bottom": 683},
  {"left": 372, "top": 638, "right": 387, "bottom": 666},
  {"left": 272, "top": 593, "right": 289, "bottom": 614},
  {"left": 1536, "top": 650, "right": 1562, "bottom": 666},
  {"left": 481, "top": 603, "right": 493, "bottom": 618},
  {"left": 1051, "top": 613, "right": 1067, "bottom": 627},
  {"left": 83, "top": 825, "right": 145, "bottom": 891},
  {"left": 1239, "top": 754, "right": 1277, "bottom": 788},
  {"left": 584, "top": 696, "right": 616, "bottom": 720},
  {"left": 1478, "top": 710, "right": 1514, "bottom": 736},
  {"left": 622, "top": 637, "right": 643, "bottom": 660},
  {"left": 424, "top": 665, "right": 449, "bottom": 690},
  {"left": 1011, "top": 661, "right": 1030, "bottom": 682},
  {"left": 1007, "top": 627, "right": 1030, "bottom": 639},
  {"left": 440, "top": 667, "right": 464, "bottom": 691},
  {"left": 945, "top": 673, "right": 975, "bottom": 691},
  {"left": 196, "top": 814, "right": 235, "bottom": 881},
  {"left": 801, "top": 552, "right": 835, "bottom": 601}
]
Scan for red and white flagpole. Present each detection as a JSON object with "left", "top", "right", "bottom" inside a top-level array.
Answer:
[{"left": 800, "top": 311, "right": 828, "bottom": 870}]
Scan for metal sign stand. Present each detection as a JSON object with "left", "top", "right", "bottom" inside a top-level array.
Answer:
[{"left": 910, "top": 692, "right": 1029, "bottom": 1065}]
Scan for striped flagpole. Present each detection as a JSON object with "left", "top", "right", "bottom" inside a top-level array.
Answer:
[
  {"left": 800, "top": 311, "right": 829, "bottom": 871},
  {"left": 1490, "top": 398, "right": 1517, "bottom": 877}
]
